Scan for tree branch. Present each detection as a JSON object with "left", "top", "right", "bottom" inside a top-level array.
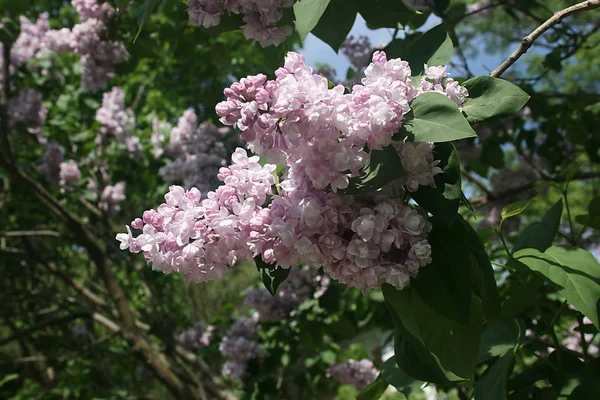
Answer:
[{"left": 490, "top": 0, "right": 600, "bottom": 78}]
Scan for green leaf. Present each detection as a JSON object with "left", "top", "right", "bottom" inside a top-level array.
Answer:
[
  {"left": 410, "top": 142, "right": 461, "bottom": 227},
  {"left": 458, "top": 216, "right": 501, "bottom": 322},
  {"left": 341, "top": 145, "right": 406, "bottom": 195},
  {"left": 255, "top": 256, "right": 290, "bottom": 296},
  {"left": 404, "top": 93, "right": 477, "bottom": 142},
  {"left": 413, "top": 218, "right": 474, "bottom": 325},
  {"left": 512, "top": 199, "right": 563, "bottom": 254},
  {"left": 383, "top": 284, "right": 482, "bottom": 381},
  {"left": 0, "top": 0, "right": 31, "bottom": 14},
  {"left": 477, "top": 319, "right": 521, "bottom": 363},
  {"left": 461, "top": 76, "right": 530, "bottom": 123},
  {"left": 474, "top": 352, "right": 514, "bottom": 400},
  {"left": 134, "top": 0, "right": 159, "bottom": 42},
  {"left": 0, "top": 373, "right": 18, "bottom": 388},
  {"left": 311, "top": 0, "right": 357, "bottom": 52},
  {"left": 293, "top": 0, "right": 331, "bottom": 41},
  {"left": 390, "top": 308, "right": 463, "bottom": 383},
  {"left": 381, "top": 357, "right": 424, "bottom": 396},
  {"left": 384, "top": 24, "right": 453, "bottom": 76},
  {"left": 356, "top": 0, "right": 413, "bottom": 29},
  {"left": 575, "top": 196, "right": 600, "bottom": 229},
  {"left": 501, "top": 199, "right": 532, "bottom": 221},
  {"left": 515, "top": 246, "right": 600, "bottom": 330},
  {"left": 357, "top": 374, "right": 387, "bottom": 400}
]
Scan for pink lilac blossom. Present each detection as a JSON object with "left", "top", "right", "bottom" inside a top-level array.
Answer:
[
  {"left": 155, "top": 110, "right": 236, "bottom": 195},
  {"left": 119, "top": 52, "right": 467, "bottom": 294},
  {"left": 178, "top": 322, "right": 215, "bottom": 351},
  {"left": 419, "top": 65, "right": 469, "bottom": 106},
  {"left": 72, "top": 0, "right": 115, "bottom": 21},
  {"left": 219, "top": 316, "right": 266, "bottom": 382},
  {"left": 327, "top": 359, "right": 379, "bottom": 391},
  {"left": 39, "top": 142, "right": 65, "bottom": 185},
  {"left": 99, "top": 181, "right": 126, "bottom": 213},
  {"left": 59, "top": 160, "right": 82, "bottom": 186},
  {"left": 187, "top": 0, "right": 294, "bottom": 47},
  {"left": 340, "top": 35, "right": 373, "bottom": 71},
  {"left": 11, "top": 15, "right": 50, "bottom": 66},
  {"left": 95, "top": 87, "right": 139, "bottom": 155}
]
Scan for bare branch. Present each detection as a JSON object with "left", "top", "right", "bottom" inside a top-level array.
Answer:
[
  {"left": 0, "top": 230, "right": 61, "bottom": 238},
  {"left": 490, "top": 0, "right": 600, "bottom": 78}
]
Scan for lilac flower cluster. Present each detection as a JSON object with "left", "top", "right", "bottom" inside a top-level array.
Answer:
[
  {"left": 340, "top": 35, "right": 373, "bottom": 71},
  {"left": 326, "top": 359, "right": 379, "bottom": 391},
  {"left": 95, "top": 87, "right": 139, "bottom": 156},
  {"left": 42, "top": 0, "right": 128, "bottom": 91},
  {"left": 8, "top": 88, "right": 48, "bottom": 133},
  {"left": 187, "top": 0, "right": 294, "bottom": 47},
  {"left": 152, "top": 109, "right": 233, "bottom": 194},
  {"left": 245, "top": 267, "right": 327, "bottom": 321},
  {"left": 99, "top": 181, "right": 127, "bottom": 214},
  {"left": 118, "top": 52, "right": 467, "bottom": 294},
  {"left": 59, "top": 160, "right": 82, "bottom": 187},
  {"left": 178, "top": 321, "right": 215, "bottom": 351},
  {"left": 219, "top": 316, "right": 266, "bottom": 382}
]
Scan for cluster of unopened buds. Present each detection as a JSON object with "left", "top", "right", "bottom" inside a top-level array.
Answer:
[
  {"left": 118, "top": 51, "right": 468, "bottom": 294},
  {"left": 219, "top": 316, "right": 266, "bottom": 382},
  {"left": 187, "top": 0, "right": 294, "bottom": 47},
  {"left": 326, "top": 359, "right": 379, "bottom": 391}
]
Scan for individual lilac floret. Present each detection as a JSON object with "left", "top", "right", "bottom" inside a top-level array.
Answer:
[
  {"left": 327, "top": 359, "right": 379, "bottom": 391},
  {"left": 178, "top": 322, "right": 215, "bottom": 351},
  {"left": 59, "top": 160, "right": 82, "bottom": 186},
  {"left": 419, "top": 65, "right": 469, "bottom": 106}
]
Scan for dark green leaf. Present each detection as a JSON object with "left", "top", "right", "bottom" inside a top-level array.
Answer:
[
  {"left": 0, "top": 0, "right": 31, "bottom": 14},
  {"left": 383, "top": 284, "right": 482, "bottom": 380},
  {"left": 575, "top": 196, "right": 600, "bottom": 229},
  {"left": 413, "top": 218, "right": 474, "bottom": 325},
  {"left": 432, "top": 0, "right": 450, "bottom": 14},
  {"left": 411, "top": 142, "right": 461, "bottom": 226},
  {"left": 462, "top": 76, "right": 530, "bottom": 123},
  {"left": 356, "top": 0, "right": 413, "bottom": 29},
  {"left": 477, "top": 319, "right": 521, "bottom": 364},
  {"left": 515, "top": 246, "right": 600, "bottom": 329},
  {"left": 341, "top": 145, "right": 406, "bottom": 195},
  {"left": 404, "top": 93, "right": 477, "bottom": 142},
  {"left": 255, "top": 256, "right": 290, "bottom": 296},
  {"left": 135, "top": 0, "right": 159, "bottom": 42},
  {"left": 293, "top": 0, "right": 330, "bottom": 41},
  {"left": 311, "top": 0, "right": 357, "bottom": 52},
  {"left": 501, "top": 199, "right": 532, "bottom": 221},
  {"left": 512, "top": 199, "right": 563, "bottom": 253},
  {"left": 381, "top": 357, "right": 424, "bottom": 396},
  {"left": 474, "top": 352, "right": 514, "bottom": 400},
  {"left": 384, "top": 24, "right": 453, "bottom": 76},
  {"left": 458, "top": 216, "right": 501, "bottom": 322},
  {"left": 357, "top": 374, "right": 387, "bottom": 400}
]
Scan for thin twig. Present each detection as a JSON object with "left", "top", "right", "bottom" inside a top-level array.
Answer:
[
  {"left": 0, "top": 230, "right": 61, "bottom": 237},
  {"left": 490, "top": 0, "right": 600, "bottom": 78}
]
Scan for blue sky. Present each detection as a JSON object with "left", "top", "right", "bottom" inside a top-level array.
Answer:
[{"left": 299, "top": 14, "right": 510, "bottom": 79}]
